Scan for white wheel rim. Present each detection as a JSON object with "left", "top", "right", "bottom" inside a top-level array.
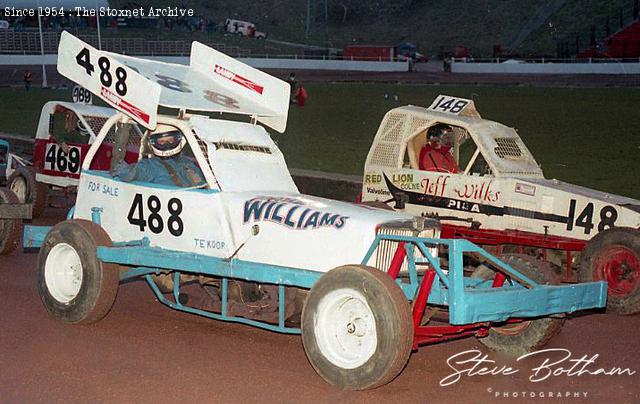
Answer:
[
  {"left": 314, "top": 288, "right": 377, "bottom": 369},
  {"left": 45, "top": 243, "right": 83, "bottom": 303},
  {"left": 10, "top": 176, "right": 27, "bottom": 203}
]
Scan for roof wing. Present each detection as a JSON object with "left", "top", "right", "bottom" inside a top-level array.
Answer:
[
  {"left": 57, "top": 32, "right": 291, "bottom": 133},
  {"left": 57, "top": 31, "right": 161, "bottom": 129},
  {"left": 190, "top": 42, "right": 290, "bottom": 133},
  {"left": 108, "top": 43, "right": 290, "bottom": 133}
]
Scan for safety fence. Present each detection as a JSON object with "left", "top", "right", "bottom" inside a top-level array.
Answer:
[{"left": 451, "top": 57, "right": 640, "bottom": 74}]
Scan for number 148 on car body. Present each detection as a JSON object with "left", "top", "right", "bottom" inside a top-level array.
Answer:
[{"left": 566, "top": 198, "right": 618, "bottom": 235}]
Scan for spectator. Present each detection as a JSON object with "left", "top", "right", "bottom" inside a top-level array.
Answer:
[
  {"left": 286, "top": 72, "right": 299, "bottom": 104},
  {"left": 23, "top": 70, "right": 32, "bottom": 91}
]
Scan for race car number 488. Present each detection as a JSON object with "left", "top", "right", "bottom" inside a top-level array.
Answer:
[{"left": 127, "top": 193, "right": 184, "bottom": 237}]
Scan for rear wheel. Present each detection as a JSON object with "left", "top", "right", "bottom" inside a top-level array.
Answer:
[
  {"left": 579, "top": 228, "right": 640, "bottom": 315},
  {"left": 472, "top": 254, "right": 565, "bottom": 356},
  {"left": 8, "top": 166, "right": 48, "bottom": 218},
  {"left": 301, "top": 265, "right": 412, "bottom": 390},
  {"left": 37, "top": 219, "right": 119, "bottom": 324},
  {"left": 0, "top": 188, "right": 23, "bottom": 255}
]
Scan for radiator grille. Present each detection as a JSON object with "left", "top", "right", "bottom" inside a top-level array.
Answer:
[{"left": 374, "top": 222, "right": 438, "bottom": 273}]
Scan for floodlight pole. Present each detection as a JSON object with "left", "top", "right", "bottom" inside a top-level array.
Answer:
[
  {"left": 96, "top": 0, "right": 102, "bottom": 50},
  {"left": 305, "top": 0, "right": 311, "bottom": 43},
  {"left": 36, "top": 1, "right": 48, "bottom": 87}
]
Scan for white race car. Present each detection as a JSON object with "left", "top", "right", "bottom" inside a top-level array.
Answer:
[
  {"left": 361, "top": 95, "right": 640, "bottom": 314},
  {"left": 24, "top": 33, "right": 607, "bottom": 390}
]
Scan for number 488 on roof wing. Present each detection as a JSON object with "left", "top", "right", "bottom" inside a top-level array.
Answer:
[{"left": 57, "top": 31, "right": 161, "bottom": 129}]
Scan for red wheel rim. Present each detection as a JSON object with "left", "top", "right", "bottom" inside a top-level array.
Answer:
[{"left": 593, "top": 246, "right": 640, "bottom": 296}]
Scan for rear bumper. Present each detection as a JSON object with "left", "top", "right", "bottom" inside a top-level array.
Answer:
[{"left": 452, "top": 281, "right": 607, "bottom": 324}]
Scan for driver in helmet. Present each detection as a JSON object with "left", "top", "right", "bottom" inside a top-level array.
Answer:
[
  {"left": 418, "top": 124, "right": 460, "bottom": 173},
  {"left": 115, "top": 126, "right": 205, "bottom": 187}
]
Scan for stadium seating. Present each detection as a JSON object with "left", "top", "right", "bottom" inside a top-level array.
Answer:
[{"left": 0, "top": 31, "right": 251, "bottom": 57}]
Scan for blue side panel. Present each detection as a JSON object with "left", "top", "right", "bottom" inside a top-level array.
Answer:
[
  {"left": 23, "top": 225, "right": 51, "bottom": 249},
  {"left": 98, "top": 246, "right": 322, "bottom": 289}
]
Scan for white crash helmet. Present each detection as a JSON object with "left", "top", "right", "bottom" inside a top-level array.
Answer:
[{"left": 148, "top": 125, "right": 186, "bottom": 158}]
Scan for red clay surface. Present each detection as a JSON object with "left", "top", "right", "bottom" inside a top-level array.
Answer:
[{"left": 1, "top": 208, "right": 639, "bottom": 403}]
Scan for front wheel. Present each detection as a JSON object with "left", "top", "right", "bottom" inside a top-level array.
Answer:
[
  {"left": 301, "top": 265, "right": 412, "bottom": 390},
  {"left": 8, "top": 166, "right": 48, "bottom": 218},
  {"left": 579, "top": 227, "right": 640, "bottom": 315},
  {"left": 37, "top": 219, "right": 120, "bottom": 324},
  {"left": 472, "top": 254, "right": 565, "bottom": 357}
]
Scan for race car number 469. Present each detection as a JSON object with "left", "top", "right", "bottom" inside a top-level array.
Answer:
[{"left": 45, "top": 143, "right": 81, "bottom": 174}]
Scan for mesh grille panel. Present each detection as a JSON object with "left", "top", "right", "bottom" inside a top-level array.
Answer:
[
  {"left": 381, "top": 113, "right": 405, "bottom": 142},
  {"left": 215, "top": 143, "right": 271, "bottom": 154},
  {"left": 101, "top": 122, "right": 141, "bottom": 147},
  {"left": 83, "top": 116, "right": 108, "bottom": 137},
  {"left": 369, "top": 143, "right": 400, "bottom": 167},
  {"left": 409, "top": 117, "right": 430, "bottom": 137},
  {"left": 494, "top": 137, "right": 523, "bottom": 159}
]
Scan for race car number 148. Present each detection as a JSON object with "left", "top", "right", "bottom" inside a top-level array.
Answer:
[
  {"left": 566, "top": 199, "right": 617, "bottom": 235},
  {"left": 76, "top": 48, "right": 128, "bottom": 97}
]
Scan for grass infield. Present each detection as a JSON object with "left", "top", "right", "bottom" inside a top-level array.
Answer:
[{"left": 1, "top": 84, "right": 638, "bottom": 199}]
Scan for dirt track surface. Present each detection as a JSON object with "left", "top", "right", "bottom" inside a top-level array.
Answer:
[
  {"left": 2, "top": 65, "right": 640, "bottom": 88},
  {"left": 0, "top": 209, "right": 639, "bottom": 403}
]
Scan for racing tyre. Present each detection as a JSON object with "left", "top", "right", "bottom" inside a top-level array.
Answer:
[
  {"left": 0, "top": 188, "right": 23, "bottom": 255},
  {"left": 301, "top": 265, "right": 412, "bottom": 390},
  {"left": 8, "top": 166, "right": 48, "bottom": 218},
  {"left": 472, "top": 254, "right": 565, "bottom": 357},
  {"left": 579, "top": 228, "right": 640, "bottom": 315},
  {"left": 37, "top": 219, "right": 119, "bottom": 324}
]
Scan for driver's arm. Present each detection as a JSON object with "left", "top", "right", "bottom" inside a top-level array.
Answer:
[{"left": 113, "top": 159, "right": 154, "bottom": 183}]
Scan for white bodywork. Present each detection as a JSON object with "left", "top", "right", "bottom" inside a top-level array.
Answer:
[
  {"left": 73, "top": 115, "right": 424, "bottom": 272},
  {"left": 362, "top": 95, "right": 640, "bottom": 242}
]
